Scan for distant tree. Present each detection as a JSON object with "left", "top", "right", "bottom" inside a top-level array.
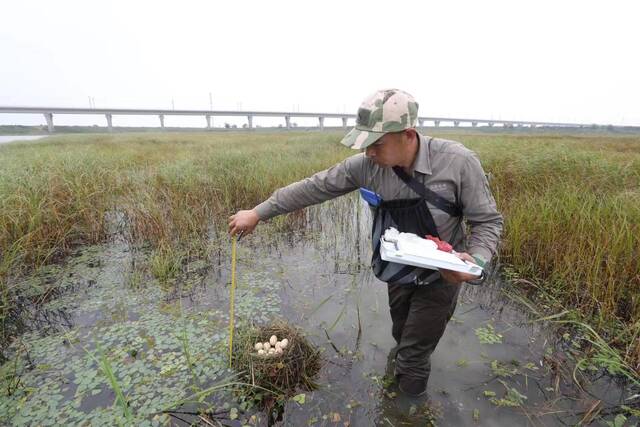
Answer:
[{"left": 224, "top": 123, "right": 231, "bottom": 129}]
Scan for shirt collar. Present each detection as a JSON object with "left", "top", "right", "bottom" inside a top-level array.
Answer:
[{"left": 411, "top": 133, "right": 432, "bottom": 175}]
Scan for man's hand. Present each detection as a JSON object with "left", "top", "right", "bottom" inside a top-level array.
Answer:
[
  {"left": 228, "top": 209, "right": 260, "bottom": 237},
  {"left": 439, "top": 252, "right": 480, "bottom": 285}
]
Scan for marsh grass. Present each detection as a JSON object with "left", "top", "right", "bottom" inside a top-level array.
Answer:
[
  {"left": 474, "top": 136, "right": 640, "bottom": 320},
  {"left": 177, "top": 298, "right": 199, "bottom": 389},
  {"left": 150, "top": 244, "right": 184, "bottom": 285},
  {"left": 87, "top": 343, "right": 133, "bottom": 425},
  {"left": 0, "top": 132, "right": 348, "bottom": 351},
  {"left": 504, "top": 278, "right": 640, "bottom": 384},
  {"left": 0, "top": 132, "right": 347, "bottom": 273},
  {"left": 1, "top": 130, "right": 639, "bottom": 369}
]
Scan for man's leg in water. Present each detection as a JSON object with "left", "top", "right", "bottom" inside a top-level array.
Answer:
[{"left": 388, "top": 280, "right": 460, "bottom": 395}]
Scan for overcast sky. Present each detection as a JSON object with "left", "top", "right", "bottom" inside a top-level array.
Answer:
[{"left": 1, "top": 0, "right": 639, "bottom": 127}]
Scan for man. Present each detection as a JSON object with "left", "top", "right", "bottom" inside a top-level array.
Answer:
[{"left": 229, "top": 89, "right": 503, "bottom": 397}]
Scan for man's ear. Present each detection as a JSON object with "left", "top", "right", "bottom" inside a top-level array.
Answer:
[{"left": 404, "top": 128, "right": 418, "bottom": 142}]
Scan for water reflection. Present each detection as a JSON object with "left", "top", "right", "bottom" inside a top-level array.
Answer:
[
  {"left": 2, "top": 193, "right": 636, "bottom": 426},
  {"left": 0, "top": 135, "right": 48, "bottom": 144},
  {"left": 261, "top": 195, "right": 635, "bottom": 426}
]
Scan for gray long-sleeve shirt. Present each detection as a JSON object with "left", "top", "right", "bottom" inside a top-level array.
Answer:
[{"left": 254, "top": 134, "right": 503, "bottom": 264}]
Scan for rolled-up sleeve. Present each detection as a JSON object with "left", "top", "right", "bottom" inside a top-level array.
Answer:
[
  {"left": 459, "top": 152, "right": 504, "bottom": 263},
  {"left": 254, "top": 154, "right": 365, "bottom": 220}
]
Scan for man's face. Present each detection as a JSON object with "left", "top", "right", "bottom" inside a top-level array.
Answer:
[{"left": 364, "top": 131, "right": 407, "bottom": 168}]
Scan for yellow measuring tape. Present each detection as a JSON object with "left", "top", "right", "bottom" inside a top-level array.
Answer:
[{"left": 228, "top": 235, "right": 238, "bottom": 368}]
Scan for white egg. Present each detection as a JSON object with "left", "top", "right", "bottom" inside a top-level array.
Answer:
[
  {"left": 263, "top": 342, "right": 270, "bottom": 350},
  {"left": 254, "top": 342, "right": 263, "bottom": 351},
  {"left": 257, "top": 349, "right": 265, "bottom": 355},
  {"left": 275, "top": 341, "right": 282, "bottom": 350},
  {"left": 280, "top": 338, "right": 289, "bottom": 349},
  {"left": 268, "top": 348, "right": 276, "bottom": 354},
  {"left": 269, "top": 335, "right": 278, "bottom": 346},
  {"left": 275, "top": 347, "right": 283, "bottom": 354}
]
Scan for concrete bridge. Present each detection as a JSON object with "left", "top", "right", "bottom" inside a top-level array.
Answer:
[{"left": 0, "top": 106, "right": 593, "bottom": 133}]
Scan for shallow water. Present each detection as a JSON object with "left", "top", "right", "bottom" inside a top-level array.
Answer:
[
  {"left": 0, "top": 135, "right": 48, "bottom": 144},
  {"left": 1, "top": 195, "right": 637, "bottom": 426}
]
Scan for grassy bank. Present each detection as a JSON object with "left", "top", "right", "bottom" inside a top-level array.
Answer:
[{"left": 1, "top": 131, "right": 639, "bottom": 370}]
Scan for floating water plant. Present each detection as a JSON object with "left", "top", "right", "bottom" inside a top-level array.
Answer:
[{"left": 475, "top": 324, "right": 503, "bottom": 344}]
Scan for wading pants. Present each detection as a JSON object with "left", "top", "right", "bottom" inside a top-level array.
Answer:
[{"left": 388, "top": 279, "right": 460, "bottom": 382}]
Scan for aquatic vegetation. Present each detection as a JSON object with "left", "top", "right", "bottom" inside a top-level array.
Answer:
[
  {"left": 0, "top": 308, "right": 229, "bottom": 425},
  {"left": 0, "top": 241, "right": 285, "bottom": 425},
  {"left": 149, "top": 244, "right": 184, "bottom": 285},
  {"left": 1, "top": 130, "right": 639, "bottom": 425},
  {"left": 475, "top": 324, "right": 503, "bottom": 344},
  {"left": 1, "top": 131, "right": 639, "bottom": 369},
  {"left": 477, "top": 135, "right": 640, "bottom": 323},
  {"left": 92, "top": 343, "right": 134, "bottom": 423},
  {"left": 488, "top": 380, "right": 528, "bottom": 407},
  {"left": 504, "top": 284, "right": 640, "bottom": 386},
  {"left": 605, "top": 414, "right": 630, "bottom": 427},
  {"left": 490, "top": 360, "right": 518, "bottom": 378},
  {"left": 291, "top": 393, "right": 306, "bottom": 404}
]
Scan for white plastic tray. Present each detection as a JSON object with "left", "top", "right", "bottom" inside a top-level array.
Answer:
[{"left": 379, "top": 228, "right": 483, "bottom": 276}]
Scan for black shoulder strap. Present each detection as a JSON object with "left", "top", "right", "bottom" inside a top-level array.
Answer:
[{"left": 392, "top": 166, "right": 462, "bottom": 217}]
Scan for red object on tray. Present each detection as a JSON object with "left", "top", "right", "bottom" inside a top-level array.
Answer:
[{"left": 425, "top": 235, "right": 453, "bottom": 253}]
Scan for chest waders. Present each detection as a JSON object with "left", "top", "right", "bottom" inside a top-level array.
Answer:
[{"left": 370, "top": 165, "right": 462, "bottom": 286}]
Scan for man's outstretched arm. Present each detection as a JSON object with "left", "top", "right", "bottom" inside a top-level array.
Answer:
[{"left": 229, "top": 154, "right": 366, "bottom": 236}]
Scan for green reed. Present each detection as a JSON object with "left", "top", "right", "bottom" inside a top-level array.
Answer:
[{"left": 1, "top": 130, "right": 639, "bottom": 367}]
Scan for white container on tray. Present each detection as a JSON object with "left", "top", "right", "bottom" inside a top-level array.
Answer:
[{"left": 380, "top": 228, "right": 483, "bottom": 276}]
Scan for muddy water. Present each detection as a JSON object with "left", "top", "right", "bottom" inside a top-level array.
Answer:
[
  {"left": 244, "top": 197, "right": 635, "bottom": 426},
  {"left": 1, "top": 195, "right": 636, "bottom": 426},
  {"left": 0, "top": 135, "right": 48, "bottom": 144}
]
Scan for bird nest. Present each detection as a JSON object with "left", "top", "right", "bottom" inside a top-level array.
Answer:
[{"left": 231, "top": 321, "right": 321, "bottom": 397}]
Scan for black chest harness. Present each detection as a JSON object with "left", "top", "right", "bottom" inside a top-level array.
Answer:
[{"left": 369, "top": 166, "right": 462, "bottom": 286}]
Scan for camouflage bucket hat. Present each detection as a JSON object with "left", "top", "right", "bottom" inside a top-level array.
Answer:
[{"left": 340, "top": 88, "right": 419, "bottom": 150}]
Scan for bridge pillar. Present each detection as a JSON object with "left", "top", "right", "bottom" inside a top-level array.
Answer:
[
  {"left": 434, "top": 120, "right": 440, "bottom": 127},
  {"left": 159, "top": 114, "right": 165, "bottom": 129},
  {"left": 419, "top": 119, "right": 424, "bottom": 128},
  {"left": 44, "top": 113, "right": 54, "bottom": 133},
  {"left": 342, "top": 117, "right": 348, "bottom": 128},
  {"left": 105, "top": 114, "right": 113, "bottom": 132},
  {"left": 205, "top": 115, "right": 211, "bottom": 129},
  {"left": 285, "top": 115, "right": 291, "bottom": 129},
  {"left": 318, "top": 116, "right": 324, "bottom": 131},
  {"left": 472, "top": 121, "right": 478, "bottom": 127},
  {"left": 488, "top": 122, "right": 494, "bottom": 127},
  {"left": 247, "top": 115, "right": 253, "bottom": 129},
  {"left": 454, "top": 120, "right": 460, "bottom": 127}
]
